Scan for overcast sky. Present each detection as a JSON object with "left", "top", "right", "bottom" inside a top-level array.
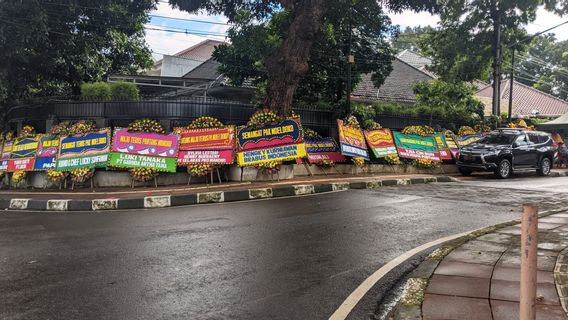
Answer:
[{"left": 146, "top": 3, "right": 568, "bottom": 60}]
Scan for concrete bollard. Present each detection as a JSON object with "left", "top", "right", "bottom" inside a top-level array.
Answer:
[{"left": 520, "top": 204, "right": 538, "bottom": 320}]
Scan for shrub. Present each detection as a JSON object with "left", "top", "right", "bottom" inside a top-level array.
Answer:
[
  {"left": 81, "top": 82, "right": 111, "bottom": 101},
  {"left": 352, "top": 103, "right": 376, "bottom": 123},
  {"left": 110, "top": 81, "right": 140, "bottom": 101},
  {"left": 413, "top": 105, "right": 432, "bottom": 117},
  {"left": 374, "top": 101, "right": 403, "bottom": 114}
]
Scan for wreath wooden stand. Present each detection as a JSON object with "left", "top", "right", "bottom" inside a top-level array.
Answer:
[
  {"left": 71, "top": 176, "right": 94, "bottom": 191},
  {"left": 188, "top": 167, "right": 222, "bottom": 185},
  {"left": 131, "top": 176, "right": 158, "bottom": 189}
]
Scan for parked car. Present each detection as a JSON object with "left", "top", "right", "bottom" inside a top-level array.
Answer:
[{"left": 456, "top": 129, "right": 557, "bottom": 179}]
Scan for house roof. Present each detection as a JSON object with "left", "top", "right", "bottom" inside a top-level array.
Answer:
[
  {"left": 539, "top": 112, "right": 568, "bottom": 127},
  {"left": 173, "top": 39, "right": 227, "bottom": 61},
  {"left": 396, "top": 49, "right": 433, "bottom": 69},
  {"left": 351, "top": 58, "right": 436, "bottom": 103},
  {"left": 182, "top": 58, "right": 222, "bottom": 80},
  {"left": 472, "top": 79, "right": 490, "bottom": 91},
  {"left": 152, "top": 39, "right": 227, "bottom": 67},
  {"left": 476, "top": 80, "right": 568, "bottom": 117}
]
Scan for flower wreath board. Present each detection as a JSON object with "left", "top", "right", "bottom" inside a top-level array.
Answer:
[
  {"left": 56, "top": 128, "right": 111, "bottom": 171},
  {"left": 236, "top": 117, "right": 306, "bottom": 166},
  {"left": 176, "top": 126, "right": 235, "bottom": 165},
  {"left": 34, "top": 134, "right": 60, "bottom": 170},
  {"left": 304, "top": 137, "right": 346, "bottom": 164},
  {"left": 429, "top": 133, "right": 452, "bottom": 161},
  {"left": 392, "top": 131, "right": 441, "bottom": 162},
  {"left": 108, "top": 128, "right": 180, "bottom": 172},
  {"left": 363, "top": 128, "right": 397, "bottom": 158},
  {"left": 337, "top": 119, "right": 369, "bottom": 159},
  {"left": 456, "top": 133, "right": 485, "bottom": 148},
  {"left": 0, "top": 141, "right": 13, "bottom": 171},
  {"left": 7, "top": 135, "right": 39, "bottom": 172}
]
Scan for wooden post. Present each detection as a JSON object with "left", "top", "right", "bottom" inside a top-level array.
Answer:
[
  {"left": 216, "top": 167, "right": 222, "bottom": 184},
  {"left": 520, "top": 204, "right": 538, "bottom": 320}
]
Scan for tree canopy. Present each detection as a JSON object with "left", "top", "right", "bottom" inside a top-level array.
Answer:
[
  {"left": 514, "top": 34, "right": 568, "bottom": 100},
  {"left": 170, "top": 0, "right": 439, "bottom": 115},
  {"left": 0, "top": 0, "right": 155, "bottom": 105},
  {"left": 418, "top": 0, "right": 567, "bottom": 83},
  {"left": 413, "top": 80, "right": 485, "bottom": 121},
  {"left": 391, "top": 26, "right": 433, "bottom": 53}
]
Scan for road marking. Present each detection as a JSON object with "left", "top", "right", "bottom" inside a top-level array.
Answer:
[{"left": 328, "top": 231, "right": 470, "bottom": 320}]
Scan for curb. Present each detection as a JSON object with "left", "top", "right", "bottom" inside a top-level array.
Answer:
[
  {"left": 551, "top": 171, "right": 568, "bottom": 178},
  {"left": 0, "top": 175, "right": 457, "bottom": 212}
]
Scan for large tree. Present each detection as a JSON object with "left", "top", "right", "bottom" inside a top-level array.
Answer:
[
  {"left": 170, "top": 0, "right": 438, "bottom": 116},
  {"left": 0, "top": 0, "right": 155, "bottom": 104},
  {"left": 211, "top": 1, "right": 396, "bottom": 110}
]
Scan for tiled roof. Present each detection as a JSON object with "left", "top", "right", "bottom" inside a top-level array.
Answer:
[
  {"left": 476, "top": 80, "right": 568, "bottom": 117},
  {"left": 472, "top": 79, "right": 489, "bottom": 91},
  {"left": 351, "top": 58, "right": 435, "bottom": 103},
  {"left": 396, "top": 50, "right": 433, "bottom": 69}
]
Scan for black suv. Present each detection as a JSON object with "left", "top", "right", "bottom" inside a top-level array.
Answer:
[{"left": 457, "top": 129, "right": 557, "bottom": 179}]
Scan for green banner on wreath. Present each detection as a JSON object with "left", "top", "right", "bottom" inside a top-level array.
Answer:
[{"left": 108, "top": 152, "right": 177, "bottom": 172}]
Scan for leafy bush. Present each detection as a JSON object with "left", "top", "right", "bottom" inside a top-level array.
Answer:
[
  {"left": 81, "top": 82, "right": 111, "bottom": 101},
  {"left": 373, "top": 101, "right": 404, "bottom": 114},
  {"left": 110, "top": 81, "right": 140, "bottom": 101},
  {"left": 352, "top": 103, "right": 376, "bottom": 122},
  {"left": 413, "top": 105, "right": 432, "bottom": 117}
]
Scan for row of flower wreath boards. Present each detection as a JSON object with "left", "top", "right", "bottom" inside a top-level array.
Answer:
[
  {"left": 0, "top": 111, "right": 300, "bottom": 186},
  {"left": 0, "top": 110, "right": 536, "bottom": 186}
]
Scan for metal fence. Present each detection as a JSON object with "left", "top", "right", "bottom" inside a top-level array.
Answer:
[{"left": 6, "top": 97, "right": 467, "bottom": 135}]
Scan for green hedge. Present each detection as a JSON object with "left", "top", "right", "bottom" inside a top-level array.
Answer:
[
  {"left": 110, "top": 81, "right": 140, "bottom": 101},
  {"left": 81, "top": 82, "right": 111, "bottom": 101},
  {"left": 81, "top": 81, "right": 140, "bottom": 101}
]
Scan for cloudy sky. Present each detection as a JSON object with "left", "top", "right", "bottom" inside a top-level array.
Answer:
[{"left": 146, "top": 2, "right": 568, "bottom": 61}]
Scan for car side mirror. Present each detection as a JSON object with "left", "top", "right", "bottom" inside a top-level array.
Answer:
[{"left": 512, "top": 142, "right": 519, "bottom": 148}]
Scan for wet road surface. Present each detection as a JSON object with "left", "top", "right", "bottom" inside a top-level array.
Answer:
[{"left": 1, "top": 176, "right": 567, "bottom": 320}]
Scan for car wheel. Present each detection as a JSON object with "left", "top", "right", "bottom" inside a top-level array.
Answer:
[
  {"left": 495, "top": 159, "right": 511, "bottom": 179},
  {"left": 458, "top": 167, "right": 473, "bottom": 176},
  {"left": 537, "top": 157, "right": 552, "bottom": 176}
]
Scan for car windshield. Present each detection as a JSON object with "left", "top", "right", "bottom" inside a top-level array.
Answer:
[{"left": 478, "top": 134, "right": 517, "bottom": 145}]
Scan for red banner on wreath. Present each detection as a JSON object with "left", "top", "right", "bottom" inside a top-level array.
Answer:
[
  {"left": 177, "top": 127, "right": 234, "bottom": 150},
  {"left": 176, "top": 126, "right": 235, "bottom": 165},
  {"left": 8, "top": 158, "right": 35, "bottom": 171}
]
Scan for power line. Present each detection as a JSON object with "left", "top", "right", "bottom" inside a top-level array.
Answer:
[
  {"left": 509, "top": 20, "right": 568, "bottom": 48},
  {"left": 149, "top": 14, "right": 229, "bottom": 26},
  {"left": 145, "top": 26, "right": 227, "bottom": 38}
]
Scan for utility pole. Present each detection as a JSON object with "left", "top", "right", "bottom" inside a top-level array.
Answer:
[
  {"left": 508, "top": 46, "right": 515, "bottom": 122},
  {"left": 346, "top": 3, "right": 354, "bottom": 115},
  {"left": 492, "top": 9, "right": 502, "bottom": 117}
]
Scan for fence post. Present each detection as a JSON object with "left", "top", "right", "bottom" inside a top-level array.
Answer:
[{"left": 520, "top": 204, "right": 538, "bottom": 320}]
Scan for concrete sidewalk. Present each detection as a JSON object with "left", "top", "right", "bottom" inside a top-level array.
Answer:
[{"left": 388, "top": 209, "right": 568, "bottom": 320}]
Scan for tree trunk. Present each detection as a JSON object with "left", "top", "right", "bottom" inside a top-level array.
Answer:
[{"left": 263, "top": 0, "right": 328, "bottom": 117}]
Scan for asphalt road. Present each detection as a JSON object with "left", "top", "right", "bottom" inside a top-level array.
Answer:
[{"left": 1, "top": 176, "right": 568, "bottom": 320}]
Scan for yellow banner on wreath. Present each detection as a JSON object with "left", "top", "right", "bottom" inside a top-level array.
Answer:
[{"left": 237, "top": 143, "right": 307, "bottom": 166}]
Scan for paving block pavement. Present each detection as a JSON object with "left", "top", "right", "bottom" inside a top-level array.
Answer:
[{"left": 387, "top": 209, "right": 568, "bottom": 320}]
